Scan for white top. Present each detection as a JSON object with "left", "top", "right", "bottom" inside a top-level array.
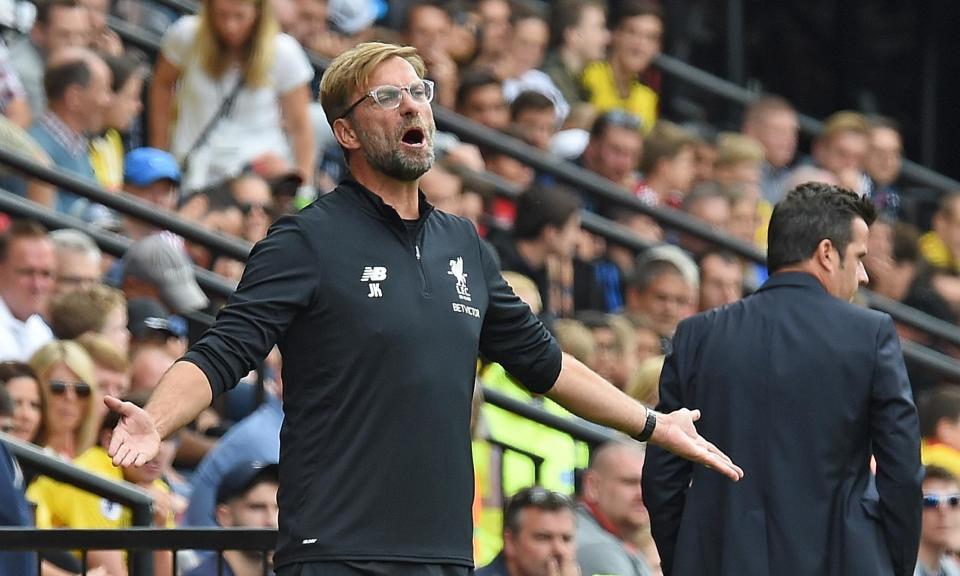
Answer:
[
  {"left": 161, "top": 16, "right": 314, "bottom": 190},
  {"left": 0, "top": 296, "right": 53, "bottom": 362},
  {"left": 502, "top": 68, "right": 570, "bottom": 124}
]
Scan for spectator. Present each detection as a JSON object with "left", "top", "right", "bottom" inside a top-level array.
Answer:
[
  {"left": 49, "top": 228, "right": 102, "bottom": 298},
  {"left": 742, "top": 95, "right": 799, "bottom": 205},
  {"left": 919, "top": 387, "right": 960, "bottom": 481},
  {"left": 0, "top": 220, "right": 55, "bottom": 362},
  {"left": 129, "top": 345, "right": 177, "bottom": 393},
  {"left": 77, "top": 0, "right": 123, "bottom": 55},
  {"left": 121, "top": 234, "right": 209, "bottom": 314},
  {"left": 635, "top": 120, "right": 697, "bottom": 209},
  {"left": 576, "top": 311, "right": 633, "bottom": 391},
  {"left": 120, "top": 147, "right": 183, "bottom": 241},
  {"left": 581, "top": 0, "right": 662, "bottom": 132},
  {"left": 542, "top": 0, "right": 609, "bottom": 107},
  {"left": 713, "top": 132, "right": 765, "bottom": 193},
  {"left": 863, "top": 116, "right": 904, "bottom": 220},
  {"left": 290, "top": 0, "right": 351, "bottom": 59},
  {"left": 920, "top": 192, "right": 960, "bottom": 275},
  {"left": 579, "top": 110, "right": 644, "bottom": 193},
  {"left": 49, "top": 284, "right": 130, "bottom": 356},
  {"left": 680, "top": 182, "right": 732, "bottom": 256},
  {"left": 916, "top": 466, "right": 960, "bottom": 576},
  {"left": 75, "top": 333, "right": 130, "bottom": 427},
  {"left": 456, "top": 70, "right": 510, "bottom": 131},
  {"left": 0, "top": 39, "right": 32, "bottom": 128},
  {"left": 624, "top": 246, "right": 698, "bottom": 342},
  {"left": 809, "top": 110, "right": 871, "bottom": 195},
  {"left": 0, "top": 360, "right": 44, "bottom": 444},
  {"left": 476, "top": 486, "right": 578, "bottom": 576},
  {"left": 698, "top": 250, "right": 744, "bottom": 311},
  {"left": 90, "top": 51, "right": 148, "bottom": 192},
  {"left": 628, "top": 314, "right": 663, "bottom": 363},
  {"left": 510, "top": 90, "right": 558, "bottom": 151},
  {"left": 7, "top": 0, "right": 91, "bottom": 115},
  {"left": 127, "top": 297, "right": 188, "bottom": 358},
  {"left": 626, "top": 354, "right": 664, "bottom": 407},
  {"left": 225, "top": 172, "right": 275, "bottom": 243},
  {"left": 419, "top": 161, "right": 466, "bottom": 216},
  {"left": 726, "top": 184, "right": 763, "bottom": 249},
  {"left": 0, "top": 114, "right": 57, "bottom": 208},
  {"left": 151, "top": 0, "right": 315, "bottom": 192},
  {"left": 28, "top": 48, "right": 112, "bottom": 217},
  {"left": 239, "top": 152, "right": 304, "bottom": 215},
  {"left": 471, "top": 0, "right": 513, "bottom": 73},
  {"left": 0, "top": 385, "right": 37, "bottom": 575},
  {"left": 501, "top": 6, "right": 569, "bottom": 123},
  {"left": 404, "top": 1, "right": 459, "bottom": 109},
  {"left": 577, "top": 441, "right": 656, "bottom": 576},
  {"left": 865, "top": 220, "right": 920, "bottom": 303},
  {"left": 28, "top": 340, "right": 99, "bottom": 459},
  {"left": 185, "top": 461, "right": 280, "bottom": 576},
  {"left": 551, "top": 318, "right": 596, "bottom": 365}
]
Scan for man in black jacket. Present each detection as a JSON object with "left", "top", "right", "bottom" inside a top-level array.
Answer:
[{"left": 104, "top": 42, "right": 741, "bottom": 576}]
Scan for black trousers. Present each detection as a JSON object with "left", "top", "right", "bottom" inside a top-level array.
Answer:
[{"left": 277, "top": 561, "right": 472, "bottom": 576}]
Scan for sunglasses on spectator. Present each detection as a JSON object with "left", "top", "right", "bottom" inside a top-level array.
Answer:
[
  {"left": 48, "top": 379, "right": 92, "bottom": 398},
  {"left": 339, "top": 79, "right": 435, "bottom": 119},
  {"left": 923, "top": 494, "right": 960, "bottom": 510},
  {"left": 239, "top": 201, "right": 274, "bottom": 215}
]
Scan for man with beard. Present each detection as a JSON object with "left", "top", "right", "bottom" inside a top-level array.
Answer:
[{"left": 103, "top": 42, "right": 741, "bottom": 576}]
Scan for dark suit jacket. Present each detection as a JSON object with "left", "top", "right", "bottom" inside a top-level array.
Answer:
[{"left": 642, "top": 272, "right": 922, "bottom": 576}]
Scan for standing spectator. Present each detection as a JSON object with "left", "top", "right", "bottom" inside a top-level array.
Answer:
[
  {"left": 476, "top": 486, "right": 579, "bottom": 576},
  {"left": 916, "top": 466, "right": 960, "bottom": 576},
  {"left": 863, "top": 116, "right": 904, "bottom": 220},
  {"left": 7, "top": 0, "right": 91, "bottom": 115},
  {"left": 0, "top": 220, "right": 55, "bottom": 362},
  {"left": 90, "top": 51, "right": 147, "bottom": 192},
  {"left": 542, "top": 0, "right": 609, "bottom": 107},
  {"left": 582, "top": 0, "right": 662, "bottom": 132},
  {"left": 0, "top": 360, "right": 44, "bottom": 444},
  {"left": 635, "top": 120, "right": 697, "bottom": 209},
  {"left": 28, "top": 48, "right": 112, "bottom": 217},
  {"left": 49, "top": 228, "right": 102, "bottom": 298},
  {"left": 577, "top": 441, "right": 656, "bottom": 576},
  {"left": 741, "top": 95, "right": 799, "bottom": 205},
  {"left": 151, "top": 0, "right": 315, "bottom": 192}
]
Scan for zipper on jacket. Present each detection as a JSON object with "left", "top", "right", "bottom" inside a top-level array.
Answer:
[{"left": 413, "top": 239, "right": 430, "bottom": 296}]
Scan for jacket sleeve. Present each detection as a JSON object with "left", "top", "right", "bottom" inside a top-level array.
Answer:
[
  {"left": 642, "top": 318, "right": 695, "bottom": 576},
  {"left": 182, "top": 216, "right": 321, "bottom": 397},
  {"left": 870, "top": 315, "right": 923, "bottom": 576},
  {"left": 477, "top": 235, "right": 562, "bottom": 395}
]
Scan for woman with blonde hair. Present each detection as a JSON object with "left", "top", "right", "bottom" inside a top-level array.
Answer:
[
  {"left": 626, "top": 354, "right": 665, "bottom": 408},
  {"left": 28, "top": 341, "right": 100, "bottom": 459},
  {"left": 150, "top": 0, "right": 315, "bottom": 192}
]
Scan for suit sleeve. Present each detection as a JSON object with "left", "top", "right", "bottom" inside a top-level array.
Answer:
[
  {"left": 642, "top": 319, "right": 695, "bottom": 576},
  {"left": 870, "top": 315, "right": 923, "bottom": 576}
]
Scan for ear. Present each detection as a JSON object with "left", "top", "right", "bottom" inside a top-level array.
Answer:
[
  {"left": 214, "top": 503, "right": 233, "bottom": 528},
  {"left": 581, "top": 469, "right": 600, "bottom": 503},
  {"left": 502, "top": 529, "right": 517, "bottom": 556},
  {"left": 814, "top": 238, "right": 836, "bottom": 271},
  {"left": 333, "top": 117, "right": 362, "bottom": 152}
]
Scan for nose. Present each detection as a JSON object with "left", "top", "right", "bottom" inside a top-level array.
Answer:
[{"left": 858, "top": 261, "right": 869, "bottom": 285}]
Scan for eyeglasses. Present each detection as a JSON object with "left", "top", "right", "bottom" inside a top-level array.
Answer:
[
  {"left": 923, "top": 493, "right": 960, "bottom": 510},
  {"left": 338, "top": 79, "right": 435, "bottom": 119},
  {"left": 507, "top": 486, "right": 573, "bottom": 511},
  {"left": 598, "top": 109, "right": 643, "bottom": 132},
  {"left": 48, "top": 379, "right": 92, "bottom": 398},
  {"left": 239, "top": 201, "right": 274, "bottom": 215}
]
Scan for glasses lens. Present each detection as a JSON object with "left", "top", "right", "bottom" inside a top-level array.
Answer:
[
  {"left": 374, "top": 86, "right": 403, "bottom": 108},
  {"left": 949, "top": 496, "right": 960, "bottom": 508},
  {"left": 409, "top": 80, "right": 433, "bottom": 103},
  {"left": 49, "top": 380, "right": 67, "bottom": 395},
  {"left": 75, "top": 383, "right": 92, "bottom": 398}
]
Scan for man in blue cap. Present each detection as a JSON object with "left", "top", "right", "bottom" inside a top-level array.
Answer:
[{"left": 121, "top": 147, "right": 181, "bottom": 241}]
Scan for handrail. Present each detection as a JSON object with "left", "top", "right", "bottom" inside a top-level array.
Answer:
[
  {"left": 0, "top": 433, "right": 154, "bottom": 575},
  {"left": 0, "top": 528, "right": 276, "bottom": 550},
  {"left": 0, "top": 191, "right": 236, "bottom": 301},
  {"left": 482, "top": 387, "right": 621, "bottom": 446},
  {"left": 0, "top": 148, "right": 252, "bottom": 263}
]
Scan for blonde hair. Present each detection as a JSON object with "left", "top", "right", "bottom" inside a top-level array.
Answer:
[
  {"left": 76, "top": 333, "right": 130, "bottom": 372},
  {"left": 194, "top": 0, "right": 279, "bottom": 88},
  {"left": 625, "top": 354, "right": 665, "bottom": 407},
  {"left": 320, "top": 42, "right": 426, "bottom": 125},
  {"left": 818, "top": 110, "right": 869, "bottom": 144},
  {"left": 714, "top": 132, "right": 764, "bottom": 168},
  {"left": 501, "top": 271, "right": 543, "bottom": 315},
  {"left": 551, "top": 319, "right": 595, "bottom": 364},
  {"left": 50, "top": 284, "right": 126, "bottom": 340},
  {"left": 640, "top": 120, "right": 697, "bottom": 174},
  {"left": 29, "top": 340, "right": 100, "bottom": 453}
]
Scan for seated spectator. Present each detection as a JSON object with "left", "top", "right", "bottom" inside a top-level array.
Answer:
[
  {"left": 713, "top": 132, "right": 765, "bottom": 193},
  {"left": 916, "top": 466, "right": 960, "bottom": 576},
  {"left": 581, "top": 0, "right": 662, "bottom": 132},
  {"left": 863, "top": 116, "right": 904, "bottom": 220},
  {"left": 541, "top": 0, "right": 609, "bottom": 107},
  {"left": 28, "top": 393, "right": 176, "bottom": 576},
  {"left": 628, "top": 314, "right": 663, "bottom": 363},
  {"left": 456, "top": 70, "right": 510, "bottom": 131},
  {"left": 550, "top": 318, "right": 596, "bottom": 365},
  {"left": 471, "top": 0, "right": 513, "bottom": 73},
  {"left": 240, "top": 152, "right": 303, "bottom": 214},
  {"left": 0, "top": 360, "right": 44, "bottom": 444},
  {"left": 75, "top": 333, "right": 130, "bottom": 426},
  {"left": 634, "top": 120, "right": 697, "bottom": 209},
  {"left": 121, "top": 234, "right": 209, "bottom": 314},
  {"left": 626, "top": 354, "right": 665, "bottom": 407},
  {"left": 50, "top": 228, "right": 102, "bottom": 297},
  {"left": 679, "top": 182, "right": 731, "bottom": 256},
  {"left": 225, "top": 172, "right": 275, "bottom": 243},
  {"left": 28, "top": 47, "right": 112, "bottom": 217},
  {"left": 808, "top": 110, "right": 871, "bottom": 195},
  {"left": 90, "top": 51, "right": 148, "bottom": 192},
  {"left": 290, "top": 0, "right": 352, "bottom": 59},
  {"left": 185, "top": 460, "right": 280, "bottom": 576},
  {"left": 129, "top": 345, "right": 176, "bottom": 394},
  {"left": 120, "top": 147, "right": 183, "bottom": 243},
  {"left": 500, "top": 6, "right": 569, "bottom": 123},
  {"left": 866, "top": 220, "right": 921, "bottom": 303},
  {"left": 579, "top": 109, "right": 644, "bottom": 195},
  {"left": 741, "top": 95, "right": 799, "bottom": 204},
  {"left": 623, "top": 246, "right": 698, "bottom": 343},
  {"left": 0, "top": 39, "right": 31, "bottom": 128},
  {"left": 49, "top": 284, "right": 130, "bottom": 356},
  {"left": 127, "top": 297, "right": 188, "bottom": 358},
  {"left": 78, "top": 0, "right": 123, "bottom": 55},
  {"left": 697, "top": 250, "right": 744, "bottom": 311},
  {"left": 27, "top": 340, "right": 99, "bottom": 459},
  {"left": 920, "top": 192, "right": 960, "bottom": 275},
  {"left": 576, "top": 311, "right": 634, "bottom": 391},
  {"left": 0, "top": 385, "right": 36, "bottom": 575},
  {"left": 476, "top": 486, "right": 578, "bottom": 576},
  {"left": 0, "top": 114, "right": 57, "bottom": 208},
  {"left": 0, "top": 220, "right": 55, "bottom": 362},
  {"left": 919, "top": 387, "right": 960, "bottom": 480},
  {"left": 151, "top": 0, "right": 315, "bottom": 192},
  {"left": 511, "top": 90, "right": 558, "bottom": 151},
  {"left": 404, "top": 0, "right": 459, "bottom": 109},
  {"left": 577, "top": 441, "right": 657, "bottom": 575}
]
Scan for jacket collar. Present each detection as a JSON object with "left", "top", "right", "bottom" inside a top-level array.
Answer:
[
  {"left": 338, "top": 177, "right": 434, "bottom": 226},
  {"left": 754, "top": 271, "right": 828, "bottom": 295}
]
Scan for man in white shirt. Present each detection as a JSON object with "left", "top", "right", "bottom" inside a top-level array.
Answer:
[{"left": 0, "top": 219, "right": 55, "bottom": 361}]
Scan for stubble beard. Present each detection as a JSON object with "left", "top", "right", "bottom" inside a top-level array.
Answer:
[{"left": 360, "top": 122, "right": 436, "bottom": 182}]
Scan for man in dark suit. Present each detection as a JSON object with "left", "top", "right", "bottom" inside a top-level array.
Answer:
[{"left": 642, "top": 181, "right": 923, "bottom": 576}]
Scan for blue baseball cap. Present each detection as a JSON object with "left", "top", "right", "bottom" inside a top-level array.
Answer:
[{"left": 123, "top": 147, "right": 181, "bottom": 187}]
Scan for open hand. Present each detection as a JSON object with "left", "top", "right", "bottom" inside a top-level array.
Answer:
[
  {"left": 104, "top": 396, "right": 162, "bottom": 468},
  {"left": 652, "top": 408, "right": 744, "bottom": 481}
]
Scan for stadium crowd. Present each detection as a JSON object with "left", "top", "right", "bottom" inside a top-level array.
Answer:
[{"left": 0, "top": 0, "right": 958, "bottom": 574}]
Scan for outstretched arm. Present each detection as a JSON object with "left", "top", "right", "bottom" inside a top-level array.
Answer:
[{"left": 546, "top": 353, "right": 743, "bottom": 481}]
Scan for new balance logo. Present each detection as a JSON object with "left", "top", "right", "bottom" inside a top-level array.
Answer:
[
  {"left": 368, "top": 283, "right": 383, "bottom": 298},
  {"left": 361, "top": 266, "right": 387, "bottom": 282}
]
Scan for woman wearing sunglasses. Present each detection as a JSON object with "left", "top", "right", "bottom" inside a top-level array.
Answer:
[{"left": 28, "top": 341, "right": 100, "bottom": 460}]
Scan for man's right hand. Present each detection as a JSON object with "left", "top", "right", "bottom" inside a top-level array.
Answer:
[{"left": 104, "top": 396, "right": 162, "bottom": 468}]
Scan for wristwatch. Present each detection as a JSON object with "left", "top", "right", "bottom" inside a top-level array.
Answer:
[{"left": 632, "top": 409, "right": 657, "bottom": 442}]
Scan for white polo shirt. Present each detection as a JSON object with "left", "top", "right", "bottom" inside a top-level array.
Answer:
[{"left": 0, "top": 296, "right": 53, "bottom": 362}]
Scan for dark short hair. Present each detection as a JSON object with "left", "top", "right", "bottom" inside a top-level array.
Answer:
[
  {"left": 918, "top": 387, "right": 960, "bottom": 439},
  {"left": 590, "top": 109, "right": 642, "bottom": 138},
  {"left": 626, "top": 258, "right": 683, "bottom": 293},
  {"left": 44, "top": 58, "right": 92, "bottom": 103},
  {"left": 503, "top": 486, "right": 574, "bottom": 534},
  {"left": 455, "top": 69, "right": 502, "bottom": 111},
  {"left": 35, "top": 0, "right": 82, "bottom": 26},
  {"left": 510, "top": 90, "right": 555, "bottom": 120},
  {"left": 610, "top": 0, "right": 662, "bottom": 31},
  {"left": 924, "top": 465, "right": 958, "bottom": 485},
  {"left": 697, "top": 249, "right": 740, "bottom": 270},
  {"left": 0, "top": 219, "right": 48, "bottom": 263},
  {"left": 104, "top": 50, "right": 147, "bottom": 93},
  {"left": 766, "top": 182, "right": 876, "bottom": 273},
  {"left": 512, "top": 184, "right": 580, "bottom": 240},
  {"left": 550, "top": 0, "right": 606, "bottom": 50}
]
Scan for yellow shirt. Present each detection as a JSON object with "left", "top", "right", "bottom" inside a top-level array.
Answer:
[
  {"left": 921, "top": 439, "right": 960, "bottom": 480},
  {"left": 919, "top": 230, "right": 960, "bottom": 274},
  {"left": 89, "top": 129, "right": 125, "bottom": 192},
  {"left": 581, "top": 61, "right": 658, "bottom": 133}
]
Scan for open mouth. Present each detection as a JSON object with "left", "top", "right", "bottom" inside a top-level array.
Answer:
[{"left": 401, "top": 128, "right": 426, "bottom": 147}]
